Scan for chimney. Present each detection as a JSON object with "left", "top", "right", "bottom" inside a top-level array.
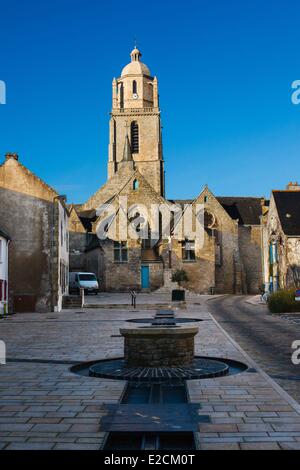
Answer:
[
  {"left": 5, "top": 153, "right": 19, "bottom": 161},
  {"left": 286, "top": 181, "right": 300, "bottom": 191}
]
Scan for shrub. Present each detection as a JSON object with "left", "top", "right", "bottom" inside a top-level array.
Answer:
[
  {"left": 172, "top": 269, "right": 188, "bottom": 288},
  {"left": 267, "top": 289, "right": 300, "bottom": 313}
]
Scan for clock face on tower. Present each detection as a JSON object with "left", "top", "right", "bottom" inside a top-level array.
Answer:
[{"left": 132, "top": 93, "right": 139, "bottom": 99}]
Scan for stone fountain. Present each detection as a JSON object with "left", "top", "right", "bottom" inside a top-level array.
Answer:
[
  {"left": 86, "top": 309, "right": 246, "bottom": 382},
  {"left": 120, "top": 325, "right": 198, "bottom": 367}
]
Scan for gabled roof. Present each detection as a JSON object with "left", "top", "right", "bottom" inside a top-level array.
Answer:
[
  {"left": 217, "top": 197, "right": 263, "bottom": 225},
  {"left": 80, "top": 167, "right": 137, "bottom": 210},
  {"left": 273, "top": 190, "right": 300, "bottom": 236},
  {"left": 0, "top": 155, "right": 58, "bottom": 201}
]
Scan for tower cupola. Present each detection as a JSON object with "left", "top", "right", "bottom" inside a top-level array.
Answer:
[{"left": 130, "top": 47, "right": 142, "bottom": 62}]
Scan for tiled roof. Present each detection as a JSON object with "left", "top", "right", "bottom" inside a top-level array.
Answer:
[{"left": 273, "top": 191, "right": 300, "bottom": 236}]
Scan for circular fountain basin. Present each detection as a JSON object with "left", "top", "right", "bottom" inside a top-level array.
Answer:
[
  {"left": 120, "top": 326, "right": 198, "bottom": 367},
  {"left": 88, "top": 356, "right": 229, "bottom": 382}
]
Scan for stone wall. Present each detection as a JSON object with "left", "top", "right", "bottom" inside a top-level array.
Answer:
[
  {"left": 238, "top": 225, "right": 262, "bottom": 293},
  {"left": 85, "top": 249, "right": 105, "bottom": 290},
  {"left": 121, "top": 327, "right": 198, "bottom": 367},
  {"left": 170, "top": 237, "right": 215, "bottom": 294},
  {"left": 102, "top": 240, "right": 141, "bottom": 291},
  {"left": 0, "top": 187, "right": 54, "bottom": 312},
  {"left": 149, "top": 262, "right": 164, "bottom": 290},
  {"left": 69, "top": 232, "right": 87, "bottom": 273}
]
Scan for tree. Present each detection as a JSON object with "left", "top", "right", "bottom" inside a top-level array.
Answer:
[{"left": 172, "top": 269, "right": 188, "bottom": 289}]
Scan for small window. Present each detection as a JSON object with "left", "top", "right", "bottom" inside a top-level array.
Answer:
[
  {"left": 204, "top": 196, "right": 208, "bottom": 203},
  {"left": 133, "top": 179, "right": 139, "bottom": 190},
  {"left": 182, "top": 240, "right": 195, "bottom": 261},
  {"left": 114, "top": 241, "right": 128, "bottom": 262}
]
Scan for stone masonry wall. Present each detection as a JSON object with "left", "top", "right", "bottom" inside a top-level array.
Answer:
[
  {"left": 238, "top": 225, "right": 263, "bottom": 294},
  {"left": 124, "top": 334, "right": 195, "bottom": 367},
  {"left": 0, "top": 187, "right": 54, "bottom": 312}
]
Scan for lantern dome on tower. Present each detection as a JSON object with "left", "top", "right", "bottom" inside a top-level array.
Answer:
[{"left": 121, "top": 47, "right": 151, "bottom": 77}]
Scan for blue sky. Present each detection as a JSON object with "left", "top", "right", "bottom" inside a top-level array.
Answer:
[{"left": 0, "top": 0, "right": 299, "bottom": 203}]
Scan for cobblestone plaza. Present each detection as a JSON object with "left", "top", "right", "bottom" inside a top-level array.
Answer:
[{"left": 0, "top": 294, "right": 300, "bottom": 450}]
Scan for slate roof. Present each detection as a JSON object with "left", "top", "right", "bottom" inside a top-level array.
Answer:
[
  {"left": 77, "top": 209, "right": 97, "bottom": 232},
  {"left": 217, "top": 197, "right": 263, "bottom": 225},
  {"left": 273, "top": 191, "right": 300, "bottom": 236},
  {"left": 168, "top": 199, "right": 193, "bottom": 208},
  {"left": 168, "top": 197, "right": 263, "bottom": 225}
]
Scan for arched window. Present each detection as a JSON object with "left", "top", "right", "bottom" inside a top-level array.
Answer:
[
  {"left": 131, "top": 121, "right": 139, "bottom": 153},
  {"left": 133, "top": 179, "right": 139, "bottom": 190},
  {"left": 132, "top": 80, "right": 137, "bottom": 94}
]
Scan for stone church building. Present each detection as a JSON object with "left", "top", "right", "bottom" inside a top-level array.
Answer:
[{"left": 69, "top": 47, "right": 264, "bottom": 294}]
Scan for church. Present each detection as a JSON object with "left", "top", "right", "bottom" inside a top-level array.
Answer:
[{"left": 69, "top": 47, "right": 264, "bottom": 294}]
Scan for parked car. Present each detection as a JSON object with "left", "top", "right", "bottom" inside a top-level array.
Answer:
[{"left": 69, "top": 272, "right": 99, "bottom": 295}]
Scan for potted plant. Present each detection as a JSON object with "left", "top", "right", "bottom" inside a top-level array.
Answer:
[{"left": 171, "top": 269, "right": 188, "bottom": 301}]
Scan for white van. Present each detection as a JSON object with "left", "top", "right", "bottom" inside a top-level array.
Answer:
[{"left": 69, "top": 272, "right": 99, "bottom": 295}]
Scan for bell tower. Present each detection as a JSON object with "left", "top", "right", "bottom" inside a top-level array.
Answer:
[{"left": 108, "top": 47, "right": 165, "bottom": 196}]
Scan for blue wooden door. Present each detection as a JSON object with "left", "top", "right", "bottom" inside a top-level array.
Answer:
[{"left": 141, "top": 266, "right": 150, "bottom": 289}]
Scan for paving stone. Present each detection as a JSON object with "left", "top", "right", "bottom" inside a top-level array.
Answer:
[
  {"left": 200, "top": 443, "right": 240, "bottom": 450},
  {"left": 244, "top": 436, "right": 295, "bottom": 442},
  {"left": 31, "top": 423, "right": 71, "bottom": 432},
  {"left": 198, "top": 437, "right": 244, "bottom": 443},
  {"left": 0, "top": 424, "right": 33, "bottom": 432},
  {"left": 211, "top": 418, "right": 244, "bottom": 424},
  {"left": 271, "top": 424, "right": 300, "bottom": 432},
  {"left": 54, "top": 443, "right": 100, "bottom": 450},
  {"left": 280, "top": 442, "right": 300, "bottom": 450},
  {"left": 6, "top": 442, "right": 55, "bottom": 450},
  {"left": 69, "top": 424, "right": 100, "bottom": 433},
  {"left": 237, "top": 424, "right": 273, "bottom": 432},
  {"left": 240, "top": 442, "right": 280, "bottom": 450},
  {"left": 199, "top": 423, "right": 238, "bottom": 433}
]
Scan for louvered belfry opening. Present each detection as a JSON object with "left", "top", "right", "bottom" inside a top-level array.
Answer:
[{"left": 131, "top": 121, "right": 139, "bottom": 153}]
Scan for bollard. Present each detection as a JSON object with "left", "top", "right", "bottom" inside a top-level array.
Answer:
[
  {"left": 130, "top": 290, "right": 137, "bottom": 309},
  {"left": 80, "top": 288, "right": 85, "bottom": 308}
]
